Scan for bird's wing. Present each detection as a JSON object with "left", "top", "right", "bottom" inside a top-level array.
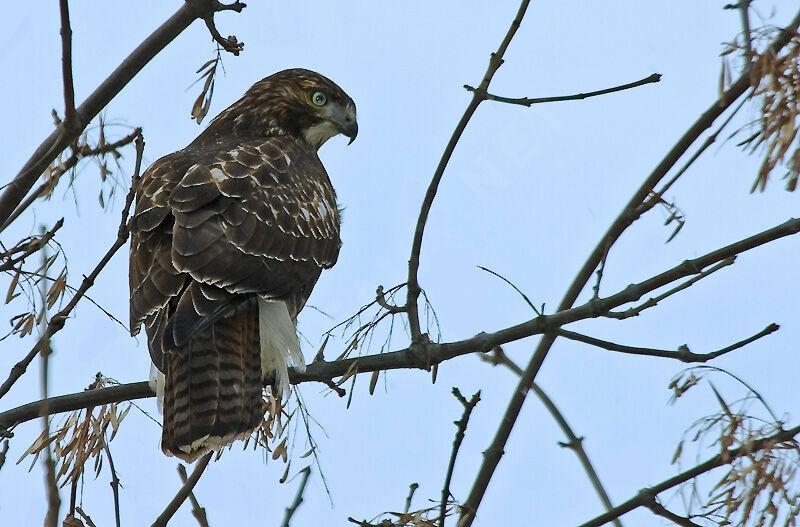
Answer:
[{"left": 129, "top": 136, "right": 341, "bottom": 349}]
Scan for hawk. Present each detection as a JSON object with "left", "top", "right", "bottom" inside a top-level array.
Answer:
[{"left": 129, "top": 69, "right": 357, "bottom": 462}]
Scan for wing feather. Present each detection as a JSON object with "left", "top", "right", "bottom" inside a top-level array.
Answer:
[{"left": 129, "top": 135, "right": 340, "bottom": 346}]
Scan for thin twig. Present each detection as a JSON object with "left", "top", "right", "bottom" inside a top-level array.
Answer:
[
  {"left": 477, "top": 266, "right": 540, "bottom": 315},
  {"left": 0, "top": 439, "right": 8, "bottom": 472},
  {"left": 178, "top": 463, "right": 210, "bottom": 527},
  {"left": 4, "top": 217, "right": 800, "bottom": 431},
  {"left": 440, "top": 389, "right": 480, "bottom": 527},
  {"left": 2, "top": 126, "right": 142, "bottom": 230},
  {"left": 605, "top": 257, "right": 735, "bottom": 319},
  {"left": 75, "top": 507, "right": 98, "bottom": 527},
  {"left": 556, "top": 323, "right": 778, "bottom": 363},
  {"left": 202, "top": 13, "right": 244, "bottom": 55},
  {"left": 59, "top": 0, "right": 76, "bottom": 127},
  {"left": 638, "top": 94, "right": 750, "bottom": 215},
  {"left": 480, "top": 347, "right": 623, "bottom": 527},
  {"left": 375, "top": 285, "right": 406, "bottom": 314},
  {"left": 104, "top": 444, "right": 122, "bottom": 527},
  {"left": 0, "top": 134, "right": 144, "bottom": 401},
  {"left": 737, "top": 0, "right": 754, "bottom": 63},
  {"left": 0, "top": 0, "right": 245, "bottom": 232},
  {"left": 152, "top": 452, "right": 213, "bottom": 527},
  {"left": 405, "top": 0, "right": 531, "bottom": 340},
  {"left": 0, "top": 219, "right": 64, "bottom": 273},
  {"left": 592, "top": 243, "right": 610, "bottom": 299},
  {"left": 39, "top": 237, "right": 59, "bottom": 527},
  {"left": 404, "top": 483, "right": 419, "bottom": 514},
  {"left": 280, "top": 466, "right": 311, "bottom": 527},
  {"left": 640, "top": 491, "right": 702, "bottom": 527},
  {"left": 464, "top": 73, "right": 661, "bottom": 107}
]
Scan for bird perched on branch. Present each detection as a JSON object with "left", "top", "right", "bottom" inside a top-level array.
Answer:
[{"left": 129, "top": 69, "right": 357, "bottom": 462}]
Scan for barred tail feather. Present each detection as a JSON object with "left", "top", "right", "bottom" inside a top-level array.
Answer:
[
  {"left": 161, "top": 300, "right": 263, "bottom": 462},
  {"left": 258, "top": 298, "right": 305, "bottom": 398}
]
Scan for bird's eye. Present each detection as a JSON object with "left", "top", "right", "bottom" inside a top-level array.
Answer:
[{"left": 311, "top": 91, "right": 327, "bottom": 106}]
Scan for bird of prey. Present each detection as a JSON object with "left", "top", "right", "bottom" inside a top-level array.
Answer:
[{"left": 129, "top": 69, "right": 357, "bottom": 462}]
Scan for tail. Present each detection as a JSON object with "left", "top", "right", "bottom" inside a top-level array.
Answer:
[
  {"left": 161, "top": 299, "right": 264, "bottom": 462},
  {"left": 158, "top": 297, "right": 305, "bottom": 462}
]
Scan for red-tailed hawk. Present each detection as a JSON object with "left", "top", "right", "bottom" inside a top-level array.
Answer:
[{"left": 129, "top": 69, "right": 357, "bottom": 462}]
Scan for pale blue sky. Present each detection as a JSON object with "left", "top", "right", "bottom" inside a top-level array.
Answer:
[{"left": 1, "top": 2, "right": 798, "bottom": 526}]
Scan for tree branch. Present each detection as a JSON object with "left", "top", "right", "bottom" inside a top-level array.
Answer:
[
  {"left": 104, "top": 444, "right": 122, "bottom": 527},
  {"left": 0, "top": 0, "right": 245, "bottom": 232},
  {"left": 0, "top": 439, "right": 8, "bottom": 472},
  {"left": 0, "top": 218, "right": 64, "bottom": 273},
  {"left": 0, "top": 134, "right": 143, "bottom": 402},
  {"left": 152, "top": 452, "right": 213, "bottom": 527},
  {"left": 463, "top": 73, "right": 661, "bottom": 107},
  {"left": 481, "top": 347, "right": 623, "bottom": 527},
  {"left": 58, "top": 0, "right": 76, "bottom": 127},
  {"left": 1, "top": 127, "right": 143, "bottom": 230},
  {"left": 177, "top": 463, "right": 210, "bottom": 527},
  {"left": 577, "top": 423, "right": 800, "bottom": 527},
  {"left": 458, "top": 11, "right": 800, "bottom": 525},
  {"left": 556, "top": 323, "right": 778, "bottom": 363},
  {"left": 605, "top": 257, "right": 735, "bottom": 319},
  {"left": 2, "top": 218, "right": 799, "bottom": 431},
  {"left": 440, "top": 388, "right": 480, "bottom": 527},
  {"left": 39, "top": 241, "right": 59, "bottom": 527},
  {"left": 280, "top": 466, "right": 311, "bottom": 527},
  {"left": 405, "top": 0, "right": 531, "bottom": 340},
  {"left": 640, "top": 491, "right": 702, "bottom": 527}
]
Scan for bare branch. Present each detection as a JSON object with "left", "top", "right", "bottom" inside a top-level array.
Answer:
[
  {"left": 375, "top": 285, "right": 406, "bottom": 314},
  {"left": 405, "top": 0, "right": 531, "bottom": 339},
  {"left": 440, "top": 389, "right": 480, "bottom": 527},
  {"left": 404, "top": 483, "right": 419, "bottom": 514},
  {"left": 281, "top": 466, "right": 311, "bottom": 527},
  {"left": 202, "top": 13, "right": 244, "bottom": 55},
  {"left": 74, "top": 507, "right": 97, "bottom": 527},
  {"left": 556, "top": 323, "right": 779, "bottom": 363},
  {"left": 577, "top": 423, "right": 800, "bottom": 527},
  {"left": 737, "top": 1, "right": 754, "bottom": 62},
  {"left": 104, "top": 444, "right": 122, "bottom": 527},
  {"left": 0, "top": 439, "right": 8, "bottom": 472},
  {"left": 39, "top": 239, "right": 60, "bottom": 527},
  {"left": 637, "top": 82, "right": 750, "bottom": 214},
  {"left": 3, "top": 218, "right": 799, "bottom": 431},
  {"left": 481, "top": 347, "right": 623, "bottom": 527},
  {"left": 640, "top": 491, "right": 702, "bottom": 527},
  {"left": 152, "top": 452, "right": 213, "bottom": 527},
  {"left": 463, "top": 73, "right": 661, "bottom": 107},
  {"left": 605, "top": 257, "right": 735, "bottom": 319},
  {"left": 59, "top": 0, "right": 76, "bottom": 127},
  {"left": 458, "top": 11, "right": 800, "bottom": 524},
  {"left": 177, "top": 464, "right": 210, "bottom": 527},
  {"left": 0, "top": 218, "right": 64, "bottom": 273},
  {"left": 0, "top": 134, "right": 144, "bottom": 401},
  {"left": 0, "top": 1, "right": 245, "bottom": 232}
]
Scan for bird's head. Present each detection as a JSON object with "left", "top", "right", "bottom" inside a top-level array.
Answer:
[{"left": 235, "top": 68, "right": 357, "bottom": 149}]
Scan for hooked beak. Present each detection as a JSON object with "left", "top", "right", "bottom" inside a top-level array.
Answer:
[{"left": 341, "top": 120, "right": 358, "bottom": 145}]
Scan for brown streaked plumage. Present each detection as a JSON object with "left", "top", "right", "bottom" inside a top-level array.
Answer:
[{"left": 129, "top": 69, "right": 357, "bottom": 461}]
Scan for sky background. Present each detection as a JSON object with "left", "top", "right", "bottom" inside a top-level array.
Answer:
[{"left": 1, "top": 2, "right": 799, "bottom": 526}]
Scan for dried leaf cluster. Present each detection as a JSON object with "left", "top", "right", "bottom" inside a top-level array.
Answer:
[
  {"left": 48, "top": 116, "right": 140, "bottom": 209},
  {"left": 671, "top": 370, "right": 800, "bottom": 526},
  {"left": 348, "top": 504, "right": 450, "bottom": 527},
  {"left": 191, "top": 49, "right": 224, "bottom": 124},
  {"left": 16, "top": 374, "right": 130, "bottom": 486},
  {"left": 723, "top": 27, "right": 800, "bottom": 191},
  {"left": 1, "top": 222, "right": 67, "bottom": 341}
]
